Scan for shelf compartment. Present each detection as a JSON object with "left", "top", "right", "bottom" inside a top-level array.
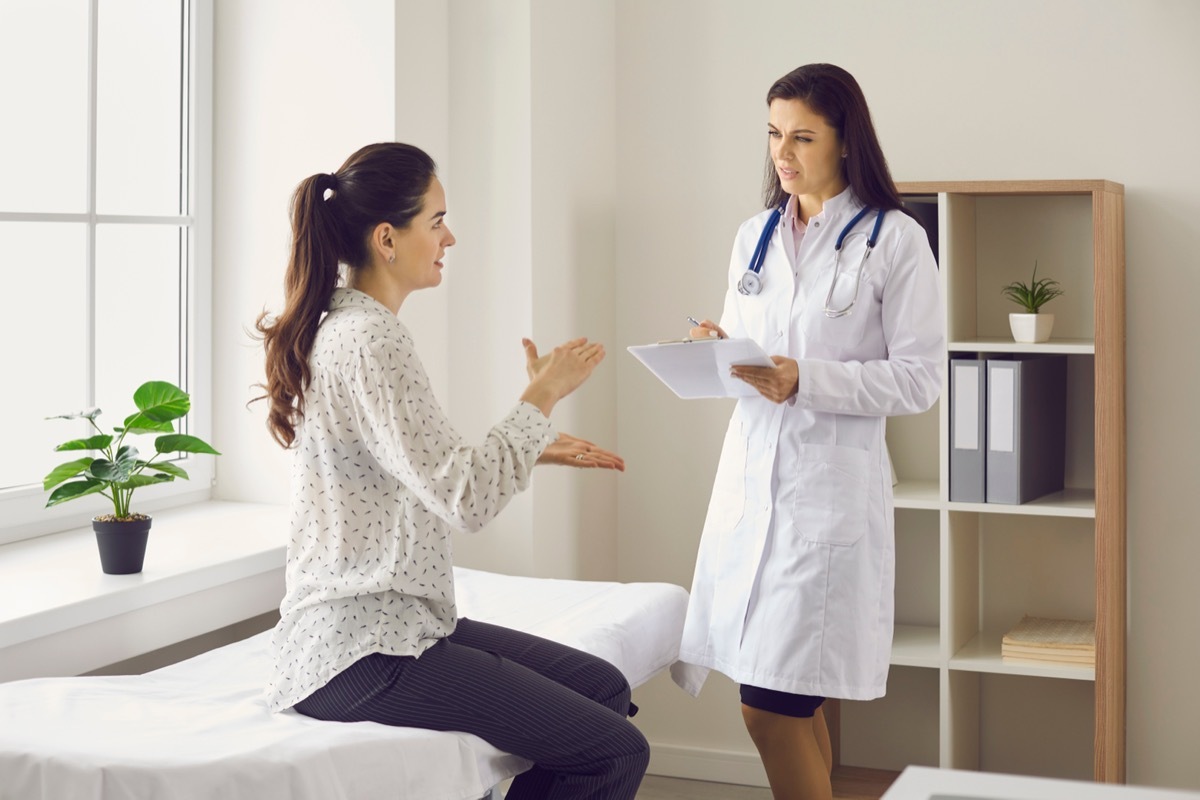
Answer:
[
  {"left": 949, "top": 630, "right": 1094, "bottom": 681},
  {"left": 978, "top": 514, "right": 1095, "bottom": 638},
  {"left": 978, "top": 673, "right": 1095, "bottom": 780},
  {"left": 938, "top": 193, "right": 1096, "bottom": 345},
  {"left": 895, "top": 508, "right": 939, "bottom": 659},
  {"left": 949, "top": 337, "right": 1094, "bottom": 355},
  {"left": 887, "top": 400, "right": 940, "bottom": 496},
  {"left": 947, "top": 488, "right": 1095, "bottom": 518},
  {"left": 892, "top": 624, "right": 940, "bottom": 668},
  {"left": 893, "top": 480, "right": 941, "bottom": 509},
  {"left": 840, "top": 666, "right": 940, "bottom": 773}
]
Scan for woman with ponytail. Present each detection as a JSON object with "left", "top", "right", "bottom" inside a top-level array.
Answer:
[{"left": 256, "top": 143, "right": 647, "bottom": 799}]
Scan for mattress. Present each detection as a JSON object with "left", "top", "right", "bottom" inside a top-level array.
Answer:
[{"left": 0, "top": 567, "right": 689, "bottom": 800}]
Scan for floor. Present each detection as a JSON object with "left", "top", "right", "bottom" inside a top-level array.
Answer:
[
  {"left": 636, "top": 775, "right": 771, "bottom": 798},
  {"left": 497, "top": 766, "right": 895, "bottom": 799},
  {"left": 636, "top": 768, "right": 896, "bottom": 799}
]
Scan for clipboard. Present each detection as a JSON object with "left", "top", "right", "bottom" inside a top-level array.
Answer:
[{"left": 627, "top": 337, "right": 775, "bottom": 399}]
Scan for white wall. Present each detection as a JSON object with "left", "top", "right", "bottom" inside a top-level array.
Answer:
[
  {"left": 444, "top": 0, "right": 619, "bottom": 580},
  {"left": 613, "top": 0, "right": 1200, "bottom": 791},
  {"left": 207, "top": 0, "right": 1200, "bottom": 791},
  {"left": 527, "top": 0, "right": 618, "bottom": 579}
]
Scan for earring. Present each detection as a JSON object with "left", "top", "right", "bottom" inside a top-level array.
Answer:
[{"left": 388, "top": 255, "right": 395, "bottom": 263}]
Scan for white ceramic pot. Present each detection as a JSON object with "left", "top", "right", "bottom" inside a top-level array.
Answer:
[{"left": 1009, "top": 312, "right": 1055, "bottom": 343}]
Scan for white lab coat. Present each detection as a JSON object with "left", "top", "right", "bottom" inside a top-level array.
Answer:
[{"left": 674, "top": 188, "right": 944, "bottom": 701}]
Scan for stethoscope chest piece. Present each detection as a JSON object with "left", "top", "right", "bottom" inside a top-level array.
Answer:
[{"left": 738, "top": 271, "right": 762, "bottom": 296}]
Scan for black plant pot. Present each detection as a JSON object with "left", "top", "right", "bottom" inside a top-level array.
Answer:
[{"left": 92, "top": 516, "right": 152, "bottom": 575}]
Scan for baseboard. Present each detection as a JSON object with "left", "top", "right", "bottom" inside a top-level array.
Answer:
[{"left": 647, "top": 742, "right": 770, "bottom": 788}]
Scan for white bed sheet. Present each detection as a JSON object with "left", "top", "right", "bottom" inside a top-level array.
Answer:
[{"left": 0, "top": 567, "right": 688, "bottom": 800}]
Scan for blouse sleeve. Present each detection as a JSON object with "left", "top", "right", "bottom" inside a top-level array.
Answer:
[{"left": 347, "top": 337, "right": 557, "bottom": 533}]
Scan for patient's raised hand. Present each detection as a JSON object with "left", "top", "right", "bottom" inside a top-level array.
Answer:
[{"left": 519, "top": 337, "right": 605, "bottom": 417}]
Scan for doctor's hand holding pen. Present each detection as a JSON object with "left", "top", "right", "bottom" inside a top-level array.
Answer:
[
  {"left": 522, "top": 336, "right": 626, "bottom": 472},
  {"left": 687, "top": 317, "right": 727, "bottom": 340},
  {"left": 687, "top": 318, "right": 799, "bottom": 405}
]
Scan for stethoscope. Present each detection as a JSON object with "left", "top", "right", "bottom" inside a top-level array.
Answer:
[{"left": 737, "top": 204, "right": 887, "bottom": 318}]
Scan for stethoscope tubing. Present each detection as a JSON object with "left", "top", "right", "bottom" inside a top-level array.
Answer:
[{"left": 738, "top": 203, "right": 887, "bottom": 316}]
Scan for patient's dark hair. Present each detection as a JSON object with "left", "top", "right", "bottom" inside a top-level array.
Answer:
[
  {"left": 254, "top": 143, "right": 437, "bottom": 448},
  {"left": 762, "top": 63, "right": 916, "bottom": 222}
]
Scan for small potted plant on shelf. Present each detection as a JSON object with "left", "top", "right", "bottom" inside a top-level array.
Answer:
[
  {"left": 44, "top": 380, "right": 220, "bottom": 575},
  {"left": 1001, "top": 260, "right": 1064, "bottom": 343}
]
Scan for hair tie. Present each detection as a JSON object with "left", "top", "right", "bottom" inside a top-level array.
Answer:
[{"left": 320, "top": 173, "right": 338, "bottom": 202}]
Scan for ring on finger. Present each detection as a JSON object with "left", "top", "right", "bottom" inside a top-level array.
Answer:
[{"left": 575, "top": 454, "right": 585, "bottom": 461}]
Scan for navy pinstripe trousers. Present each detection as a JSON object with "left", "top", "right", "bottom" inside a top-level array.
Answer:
[{"left": 294, "top": 618, "right": 649, "bottom": 799}]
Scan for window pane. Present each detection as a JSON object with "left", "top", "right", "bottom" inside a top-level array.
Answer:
[
  {"left": 94, "top": 224, "right": 182, "bottom": 433},
  {"left": 0, "top": 1, "right": 89, "bottom": 214},
  {"left": 96, "top": 0, "right": 185, "bottom": 216},
  {"left": 0, "top": 223, "right": 88, "bottom": 490}
]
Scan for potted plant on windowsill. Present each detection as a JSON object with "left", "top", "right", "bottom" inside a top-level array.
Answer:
[
  {"left": 1002, "top": 261, "right": 1064, "bottom": 344},
  {"left": 44, "top": 381, "right": 220, "bottom": 575}
]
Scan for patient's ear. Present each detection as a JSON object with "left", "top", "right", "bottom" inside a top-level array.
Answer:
[{"left": 370, "top": 222, "right": 396, "bottom": 265}]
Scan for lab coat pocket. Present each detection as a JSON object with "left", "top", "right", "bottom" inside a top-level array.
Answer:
[
  {"left": 705, "top": 422, "right": 747, "bottom": 533},
  {"left": 791, "top": 443, "right": 870, "bottom": 546},
  {"left": 805, "top": 268, "right": 873, "bottom": 348}
]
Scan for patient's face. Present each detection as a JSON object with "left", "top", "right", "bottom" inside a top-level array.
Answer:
[{"left": 392, "top": 177, "right": 456, "bottom": 293}]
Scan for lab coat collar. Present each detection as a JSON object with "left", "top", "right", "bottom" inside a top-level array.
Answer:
[{"left": 802, "top": 185, "right": 865, "bottom": 224}]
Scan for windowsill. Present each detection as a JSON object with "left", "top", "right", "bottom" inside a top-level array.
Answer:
[{"left": 0, "top": 501, "right": 287, "bottom": 681}]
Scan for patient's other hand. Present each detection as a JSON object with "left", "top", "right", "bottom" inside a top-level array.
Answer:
[{"left": 537, "top": 433, "right": 625, "bottom": 471}]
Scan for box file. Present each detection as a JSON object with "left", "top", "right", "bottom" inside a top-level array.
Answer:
[
  {"left": 985, "top": 355, "right": 1068, "bottom": 504},
  {"left": 949, "top": 357, "right": 986, "bottom": 502}
]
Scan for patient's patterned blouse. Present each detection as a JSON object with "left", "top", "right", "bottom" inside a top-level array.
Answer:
[{"left": 265, "top": 288, "right": 556, "bottom": 712}]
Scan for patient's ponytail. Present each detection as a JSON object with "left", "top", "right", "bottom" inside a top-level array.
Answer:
[{"left": 254, "top": 143, "right": 437, "bottom": 448}]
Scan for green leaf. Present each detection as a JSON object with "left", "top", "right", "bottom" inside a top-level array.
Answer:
[
  {"left": 115, "top": 474, "right": 174, "bottom": 490},
  {"left": 43, "top": 457, "right": 96, "bottom": 490},
  {"left": 54, "top": 434, "right": 114, "bottom": 452},
  {"left": 144, "top": 461, "right": 190, "bottom": 479},
  {"left": 133, "top": 381, "right": 191, "bottom": 423},
  {"left": 155, "top": 434, "right": 221, "bottom": 456},
  {"left": 90, "top": 447, "right": 139, "bottom": 482},
  {"left": 1002, "top": 260, "right": 1063, "bottom": 314},
  {"left": 45, "top": 478, "right": 106, "bottom": 507},
  {"left": 121, "top": 414, "right": 176, "bottom": 435}
]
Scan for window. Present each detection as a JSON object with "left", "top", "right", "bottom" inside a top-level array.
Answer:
[{"left": 0, "top": 0, "right": 212, "bottom": 544}]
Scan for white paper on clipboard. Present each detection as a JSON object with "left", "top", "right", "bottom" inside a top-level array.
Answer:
[{"left": 627, "top": 337, "right": 775, "bottom": 399}]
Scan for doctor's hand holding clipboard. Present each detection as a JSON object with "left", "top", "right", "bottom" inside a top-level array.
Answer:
[
  {"left": 670, "top": 63, "right": 945, "bottom": 800},
  {"left": 687, "top": 318, "right": 801, "bottom": 405}
]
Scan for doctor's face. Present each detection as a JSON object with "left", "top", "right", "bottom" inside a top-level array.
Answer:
[{"left": 768, "top": 98, "right": 846, "bottom": 207}]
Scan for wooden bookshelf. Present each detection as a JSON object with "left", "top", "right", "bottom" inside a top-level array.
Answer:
[{"left": 830, "top": 180, "right": 1125, "bottom": 792}]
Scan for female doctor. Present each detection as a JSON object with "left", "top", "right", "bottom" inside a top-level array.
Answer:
[{"left": 677, "top": 64, "right": 944, "bottom": 800}]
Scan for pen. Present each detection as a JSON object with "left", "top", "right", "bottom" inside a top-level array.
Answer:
[{"left": 687, "top": 316, "right": 723, "bottom": 339}]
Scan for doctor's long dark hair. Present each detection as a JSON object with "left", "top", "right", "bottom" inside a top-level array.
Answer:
[
  {"left": 253, "top": 142, "right": 437, "bottom": 448},
  {"left": 762, "top": 64, "right": 917, "bottom": 222}
]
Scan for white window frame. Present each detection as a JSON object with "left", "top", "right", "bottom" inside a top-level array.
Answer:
[{"left": 0, "top": 0, "right": 213, "bottom": 546}]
